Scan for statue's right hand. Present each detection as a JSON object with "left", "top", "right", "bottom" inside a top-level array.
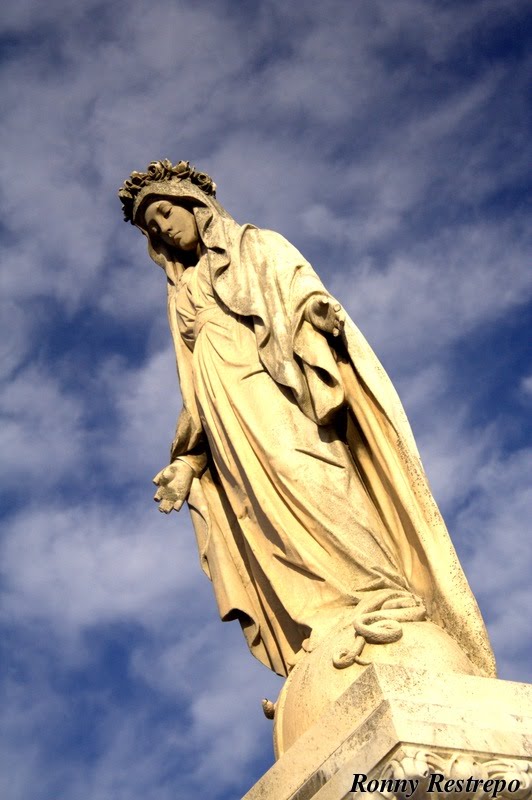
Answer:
[{"left": 152, "top": 461, "right": 195, "bottom": 514}]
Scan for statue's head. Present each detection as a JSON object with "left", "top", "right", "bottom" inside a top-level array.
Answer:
[
  {"left": 118, "top": 160, "right": 235, "bottom": 280},
  {"left": 142, "top": 198, "right": 200, "bottom": 256}
]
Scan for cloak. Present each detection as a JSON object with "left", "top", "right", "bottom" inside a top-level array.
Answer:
[{"left": 133, "top": 179, "right": 496, "bottom": 679}]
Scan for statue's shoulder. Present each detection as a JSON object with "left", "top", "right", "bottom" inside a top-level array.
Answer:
[{"left": 242, "top": 225, "right": 308, "bottom": 263}]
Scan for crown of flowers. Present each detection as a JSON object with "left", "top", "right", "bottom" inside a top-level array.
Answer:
[{"left": 118, "top": 159, "right": 217, "bottom": 223}]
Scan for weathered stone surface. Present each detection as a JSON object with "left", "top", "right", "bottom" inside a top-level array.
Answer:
[
  {"left": 119, "top": 165, "right": 510, "bottom": 794},
  {"left": 242, "top": 665, "right": 532, "bottom": 800},
  {"left": 273, "top": 621, "right": 480, "bottom": 756},
  {"left": 119, "top": 161, "right": 495, "bottom": 694}
]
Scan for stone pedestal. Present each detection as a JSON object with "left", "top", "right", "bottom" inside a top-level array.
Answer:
[{"left": 242, "top": 665, "right": 532, "bottom": 799}]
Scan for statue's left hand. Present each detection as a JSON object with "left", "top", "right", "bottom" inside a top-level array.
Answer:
[
  {"left": 152, "top": 461, "right": 195, "bottom": 514},
  {"left": 305, "top": 296, "right": 345, "bottom": 337}
]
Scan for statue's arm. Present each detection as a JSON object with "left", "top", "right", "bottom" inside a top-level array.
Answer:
[
  {"left": 252, "top": 228, "right": 345, "bottom": 337},
  {"left": 151, "top": 405, "right": 209, "bottom": 514}
]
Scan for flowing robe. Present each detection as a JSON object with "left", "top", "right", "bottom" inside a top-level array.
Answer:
[{"left": 162, "top": 223, "right": 496, "bottom": 679}]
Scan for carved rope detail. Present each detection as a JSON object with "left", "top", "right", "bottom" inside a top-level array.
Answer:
[{"left": 371, "top": 747, "right": 532, "bottom": 799}]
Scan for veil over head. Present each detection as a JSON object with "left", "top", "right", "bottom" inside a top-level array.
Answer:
[{"left": 133, "top": 178, "right": 239, "bottom": 286}]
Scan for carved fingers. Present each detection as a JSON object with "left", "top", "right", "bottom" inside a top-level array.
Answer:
[
  {"left": 306, "top": 296, "right": 345, "bottom": 337},
  {"left": 330, "top": 301, "right": 345, "bottom": 337},
  {"left": 152, "top": 461, "right": 195, "bottom": 514}
]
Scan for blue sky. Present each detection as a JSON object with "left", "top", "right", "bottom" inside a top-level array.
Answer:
[{"left": 0, "top": 1, "right": 531, "bottom": 798}]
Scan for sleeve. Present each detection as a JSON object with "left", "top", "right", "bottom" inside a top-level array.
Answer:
[{"left": 166, "top": 280, "right": 208, "bottom": 467}]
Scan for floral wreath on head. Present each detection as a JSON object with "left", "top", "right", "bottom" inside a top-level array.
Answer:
[{"left": 118, "top": 159, "right": 217, "bottom": 224}]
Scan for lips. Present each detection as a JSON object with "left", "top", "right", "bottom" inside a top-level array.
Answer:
[{"left": 163, "top": 231, "right": 180, "bottom": 244}]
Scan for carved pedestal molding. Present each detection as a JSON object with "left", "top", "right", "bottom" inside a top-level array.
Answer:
[
  {"left": 374, "top": 747, "right": 532, "bottom": 799},
  {"left": 242, "top": 665, "right": 532, "bottom": 800}
]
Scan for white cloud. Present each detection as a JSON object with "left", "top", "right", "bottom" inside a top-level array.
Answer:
[
  {"left": 453, "top": 446, "right": 532, "bottom": 679},
  {"left": 0, "top": 301, "right": 32, "bottom": 378},
  {"left": 1, "top": 502, "right": 196, "bottom": 635},
  {"left": 100, "top": 346, "right": 183, "bottom": 480},
  {"left": 521, "top": 374, "right": 532, "bottom": 400},
  {"left": 0, "top": 365, "right": 84, "bottom": 491},
  {"left": 131, "top": 625, "right": 282, "bottom": 792},
  {"left": 0, "top": 677, "right": 69, "bottom": 800},
  {"left": 335, "top": 217, "right": 531, "bottom": 368}
]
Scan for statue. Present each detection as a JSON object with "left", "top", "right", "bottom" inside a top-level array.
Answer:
[{"left": 118, "top": 160, "right": 496, "bottom": 751}]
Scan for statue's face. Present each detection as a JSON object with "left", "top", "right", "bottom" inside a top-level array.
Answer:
[{"left": 143, "top": 199, "right": 199, "bottom": 253}]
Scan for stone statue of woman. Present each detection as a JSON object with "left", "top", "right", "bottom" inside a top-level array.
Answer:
[{"left": 119, "top": 160, "right": 495, "bottom": 749}]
